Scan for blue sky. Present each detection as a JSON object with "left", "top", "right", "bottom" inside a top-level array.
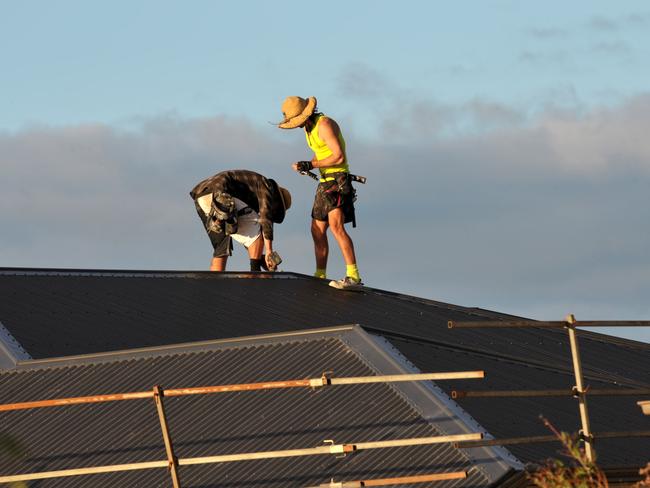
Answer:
[
  {"left": 3, "top": 1, "right": 649, "bottom": 129},
  {"left": 2, "top": 1, "right": 650, "bottom": 342}
]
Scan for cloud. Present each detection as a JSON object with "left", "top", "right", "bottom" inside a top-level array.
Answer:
[
  {"left": 587, "top": 12, "right": 650, "bottom": 32},
  {"left": 1, "top": 93, "right": 650, "bottom": 333},
  {"left": 528, "top": 27, "right": 568, "bottom": 39},
  {"left": 590, "top": 40, "right": 633, "bottom": 58},
  {"left": 588, "top": 16, "right": 619, "bottom": 32},
  {"left": 626, "top": 12, "right": 650, "bottom": 28},
  {"left": 336, "top": 62, "right": 395, "bottom": 101},
  {"left": 517, "top": 49, "right": 570, "bottom": 68}
]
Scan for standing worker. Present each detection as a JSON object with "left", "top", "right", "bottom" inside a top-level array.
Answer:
[
  {"left": 190, "top": 169, "right": 291, "bottom": 272},
  {"left": 278, "top": 96, "right": 363, "bottom": 291}
]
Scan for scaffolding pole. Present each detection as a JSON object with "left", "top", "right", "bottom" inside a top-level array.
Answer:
[
  {"left": 455, "top": 430, "right": 650, "bottom": 448},
  {"left": 306, "top": 471, "right": 467, "bottom": 487},
  {"left": 452, "top": 388, "right": 650, "bottom": 399},
  {"left": 153, "top": 386, "right": 181, "bottom": 488},
  {"left": 448, "top": 319, "right": 650, "bottom": 329},
  {"left": 0, "top": 434, "right": 482, "bottom": 484},
  {"left": 0, "top": 372, "right": 484, "bottom": 413},
  {"left": 639, "top": 401, "right": 650, "bottom": 415},
  {"left": 564, "top": 314, "right": 595, "bottom": 462},
  {"left": 447, "top": 313, "right": 638, "bottom": 464},
  {"left": 178, "top": 433, "right": 482, "bottom": 466}
]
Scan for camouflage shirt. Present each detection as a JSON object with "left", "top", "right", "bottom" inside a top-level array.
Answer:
[{"left": 190, "top": 170, "right": 286, "bottom": 241}]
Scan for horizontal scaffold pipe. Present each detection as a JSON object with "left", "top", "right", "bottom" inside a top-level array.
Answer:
[
  {"left": 452, "top": 388, "right": 650, "bottom": 399},
  {"left": 0, "top": 434, "right": 481, "bottom": 483},
  {"left": 179, "top": 433, "right": 482, "bottom": 466},
  {"left": 306, "top": 471, "right": 468, "bottom": 487},
  {"left": 639, "top": 401, "right": 650, "bottom": 415},
  {"left": 0, "top": 372, "right": 484, "bottom": 412},
  {"left": 454, "top": 430, "right": 650, "bottom": 448},
  {"left": 448, "top": 320, "right": 650, "bottom": 329}
]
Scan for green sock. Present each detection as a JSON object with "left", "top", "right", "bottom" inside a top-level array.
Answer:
[
  {"left": 314, "top": 268, "right": 327, "bottom": 279},
  {"left": 346, "top": 264, "right": 360, "bottom": 281}
]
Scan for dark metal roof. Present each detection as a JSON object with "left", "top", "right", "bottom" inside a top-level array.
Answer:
[
  {"left": 1, "top": 268, "right": 649, "bottom": 471},
  {"left": 0, "top": 327, "right": 510, "bottom": 487},
  {"left": 383, "top": 334, "right": 650, "bottom": 467}
]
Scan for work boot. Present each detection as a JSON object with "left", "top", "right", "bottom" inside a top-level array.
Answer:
[{"left": 329, "top": 276, "right": 363, "bottom": 292}]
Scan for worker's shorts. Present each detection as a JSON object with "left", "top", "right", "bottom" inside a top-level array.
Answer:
[
  {"left": 311, "top": 173, "right": 355, "bottom": 223},
  {"left": 195, "top": 194, "right": 261, "bottom": 257}
]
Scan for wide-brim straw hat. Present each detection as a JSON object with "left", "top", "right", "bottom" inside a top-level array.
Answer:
[
  {"left": 279, "top": 187, "right": 292, "bottom": 210},
  {"left": 277, "top": 96, "right": 317, "bottom": 129}
]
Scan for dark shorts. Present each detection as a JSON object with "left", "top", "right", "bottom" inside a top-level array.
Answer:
[
  {"left": 194, "top": 201, "right": 233, "bottom": 258},
  {"left": 311, "top": 173, "right": 356, "bottom": 223}
]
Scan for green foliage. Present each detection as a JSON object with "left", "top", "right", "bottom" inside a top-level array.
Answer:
[
  {"left": 0, "top": 433, "right": 25, "bottom": 458},
  {"left": 528, "top": 418, "right": 609, "bottom": 488},
  {"left": 0, "top": 432, "right": 28, "bottom": 488}
]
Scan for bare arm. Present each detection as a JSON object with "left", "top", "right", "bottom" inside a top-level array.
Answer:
[
  {"left": 291, "top": 117, "right": 345, "bottom": 171},
  {"left": 311, "top": 117, "right": 344, "bottom": 168}
]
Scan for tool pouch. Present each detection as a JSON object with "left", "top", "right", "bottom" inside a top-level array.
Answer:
[{"left": 207, "top": 192, "right": 238, "bottom": 235}]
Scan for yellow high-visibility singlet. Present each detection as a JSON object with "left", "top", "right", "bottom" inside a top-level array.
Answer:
[{"left": 304, "top": 114, "right": 350, "bottom": 177}]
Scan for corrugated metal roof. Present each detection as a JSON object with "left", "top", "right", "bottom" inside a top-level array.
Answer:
[
  {"left": 1, "top": 268, "right": 648, "bottom": 472},
  {"left": 0, "top": 327, "right": 506, "bottom": 487},
  {"left": 383, "top": 334, "right": 650, "bottom": 467}
]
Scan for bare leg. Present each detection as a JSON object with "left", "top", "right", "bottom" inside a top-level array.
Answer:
[
  {"left": 327, "top": 208, "right": 356, "bottom": 265},
  {"left": 311, "top": 219, "right": 329, "bottom": 269},
  {"left": 210, "top": 256, "right": 228, "bottom": 271}
]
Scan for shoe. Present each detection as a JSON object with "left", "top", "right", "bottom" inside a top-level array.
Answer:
[{"left": 329, "top": 276, "right": 364, "bottom": 291}]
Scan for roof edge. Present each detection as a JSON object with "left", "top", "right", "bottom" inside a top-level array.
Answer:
[
  {"left": 0, "top": 266, "right": 525, "bottom": 321},
  {"left": 0, "top": 320, "right": 31, "bottom": 369},
  {"left": 0, "top": 266, "right": 310, "bottom": 280},
  {"left": 13, "top": 325, "right": 360, "bottom": 371},
  {"left": 343, "top": 328, "right": 521, "bottom": 483}
]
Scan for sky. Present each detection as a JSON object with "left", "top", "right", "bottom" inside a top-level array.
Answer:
[{"left": 1, "top": 1, "right": 650, "bottom": 343}]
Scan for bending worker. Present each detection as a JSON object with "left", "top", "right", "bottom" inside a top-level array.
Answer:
[
  {"left": 190, "top": 169, "right": 291, "bottom": 272},
  {"left": 278, "top": 96, "right": 362, "bottom": 291}
]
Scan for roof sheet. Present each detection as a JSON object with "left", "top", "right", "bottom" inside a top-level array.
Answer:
[
  {"left": 384, "top": 334, "right": 650, "bottom": 467},
  {"left": 1, "top": 268, "right": 648, "bottom": 470},
  {"left": 0, "top": 327, "right": 507, "bottom": 487}
]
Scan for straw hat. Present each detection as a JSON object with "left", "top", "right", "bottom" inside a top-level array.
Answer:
[
  {"left": 277, "top": 96, "right": 317, "bottom": 129},
  {"left": 279, "top": 187, "right": 292, "bottom": 210}
]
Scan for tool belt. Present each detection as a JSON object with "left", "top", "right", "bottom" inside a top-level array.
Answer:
[
  {"left": 319, "top": 172, "right": 367, "bottom": 184},
  {"left": 317, "top": 172, "right": 358, "bottom": 228},
  {"left": 205, "top": 192, "right": 254, "bottom": 235}
]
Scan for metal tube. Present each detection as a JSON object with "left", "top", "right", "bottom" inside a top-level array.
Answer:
[
  {"left": 591, "top": 430, "right": 650, "bottom": 439},
  {"left": 452, "top": 388, "right": 650, "bottom": 399},
  {"left": 163, "top": 379, "right": 313, "bottom": 397},
  {"left": 0, "top": 391, "right": 153, "bottom": 411},
  {"left": 566, "top": 315, "right": 595, "bottom": 463},
  {"left": 179, "top": 433, "right": 482, "bottom": 466},
  {"left": 448, "top": 320, "right": 563, "bottom": 329},
  {"left": 307, "top": 471, "right": 467, "bottom": 487},
  {"left": 455, "top": 435, "right": 559, "bottom": 448},
  {"left": 153, "top": 386, "right": 181, "bottom": 488},
  {"left": 448, "top": 320, "right": 650, "bottom": 329},
  {"left": 455, "top": 430, "right": 650, "bottom": 448},
  {"left": 0, "top": 372, "right": 484, "bottom": 412},
  {"left": 328, "top": 372, "right": 484, "bottom": 385},
  {"left": 352, "top": 433, "right": 482, "bottom": 450},
  {"left": 639, "top": 401, "right": 650, "bottom": 415},
  {"left": 0, "top": 460, "right": 168, "bottom": 483}
]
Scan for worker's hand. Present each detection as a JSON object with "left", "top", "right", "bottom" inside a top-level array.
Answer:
[
  {"left": 292, "top": 161, "right": 313, "bottom": 172},
  {"left": 265, "top": 253, "right": 276, "bottom": 271}
]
